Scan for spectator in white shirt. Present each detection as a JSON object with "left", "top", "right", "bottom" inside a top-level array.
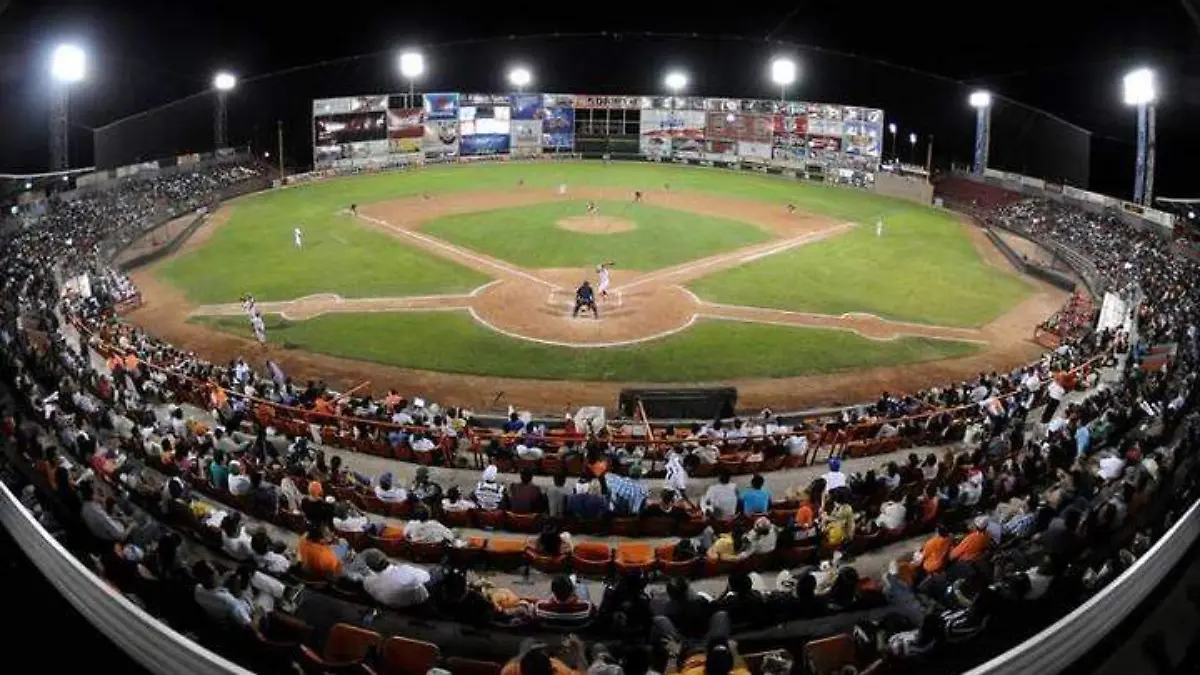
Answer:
[
  {"left": 785, "top": 432, "right": 809, "bottom": 457},
  {"left": 441, "top": 486, "right": 477, "bottom": 512},
  {"left": 220, "top": 512, "right": 254, "bottom": 560},
  {"left": 360, "top": 549, "right": 430, "bottom": 608},
  {"left": 516, "top": 443, "right": 544, "bottom": 460},
  {"left": 251, "top": 532, "right": 292, "bottom": 574},
  {"left": 228, "top": 461, "right": 252, "bottom": 496},
  {"left": 410, "top": 434, "right": 436, "bottom": 455},
  {"left": 403, "top": 506, "right": 456, "bottom": 545},
  {"left": 1097, "top": 453, "right": 1127, "bottom": 481},
  {"left": 702, "top": 471, "right": 738, "bottom": 518},
  {"left": 821, "top": 458, "right": 848, "bottom": 492},
  {"left": 375, "top": 472, "right": 407, "bottom": 503},
  {"left": 663, "top": 452, "right": 689, "bottom": 496},
  {"left": 875, "top": 500, "right": 907, "bottom": 531}
]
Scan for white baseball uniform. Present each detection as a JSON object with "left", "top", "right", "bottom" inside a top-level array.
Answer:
[
  {"left": 242, "top": 297, "right": 256, "bottom": 318},
  {"left": 294, "top": 227, "right": 304, "bottom": 249},
  {"left": 598, "top": 265, "right": 611, "bottom": 295},
  {"left": 557, "top": 183, "right": 567, "bottom": 196},
  {"left": 876, "top": 219, "right": 884, "bottom": 237},
  {"left": 251, "top": 315, "right": 266, "bottom": 343}
]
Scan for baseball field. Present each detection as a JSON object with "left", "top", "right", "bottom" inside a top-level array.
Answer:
[{"left": 128, "top": 161, "right": 1063, "bottom": 410}]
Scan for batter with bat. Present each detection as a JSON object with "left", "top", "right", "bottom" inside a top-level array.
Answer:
[{"left": 596, "top": 262, "right": 615, "bottom": 299}]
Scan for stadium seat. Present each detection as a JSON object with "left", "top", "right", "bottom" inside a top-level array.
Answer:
[
  {"left": 803, "top": 633, "right": 860, "bottom": 675},
  {"left": 368, "top": 533, "right": 408, "bottom": 558},
  {"left": 378, "top": 636, "right": 439, "bottom": 675},
  {"left": 515, "top": 458, "right": 540, "bottom": 474},
  {"left": 571, "top": 542, "right": 613, "bottom": 578},
  {"left": 655, "top": 545, "right": 699, "bottom": 578},
  {"left": 300, "top": 623, "right": 381, "bottom": 673},
  {"left": 609, "top": 517, "right": 640, "bottom": 537},
  {"left": 505, "top": 511, "right": 543, "bottom": 533},
  {"left": 408, "top": 541, "right": 447, "bottom": 564},
  {"left": 776, "top": 545, "right": 818, "bottom": 568},
  {"left": 475, "top": 509, "right": 506, "bottom": 530},
  {"left": 640, "top": 517, "right": 675, "bottom": 537},
  {"left": 525, "top": 547, "right": 568, "bottom": 573},
  {"left": 441, "top": 509, "right": 473, "bottom": 529},
  {"left": 540, "top": 456, "right": 565, "bottom": 475},
  {"left": 614, "top": 542, "right": 655, "bottom": 576},
  {"left": 485, "top": 537, "right": 527, "bottom": 571}
]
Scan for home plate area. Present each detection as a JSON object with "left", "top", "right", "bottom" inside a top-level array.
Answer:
[{"left": 545, "top": 287, "right": 625, "bottom": 319}]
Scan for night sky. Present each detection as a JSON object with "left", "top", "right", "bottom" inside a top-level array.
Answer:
[{"left": 0, "top": 0, "right": 1196, "bottom": 197}]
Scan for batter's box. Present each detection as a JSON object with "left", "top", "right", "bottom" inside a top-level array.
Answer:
[{"left": 546, "top": 288, "right": 624, "bottom": 317}]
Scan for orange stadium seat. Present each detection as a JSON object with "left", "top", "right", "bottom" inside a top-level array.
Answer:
[
  {"left": 300, "top": 623, "right": 381, "bottom": 673},
  {"left": 443, "top": 657, "right": 503, "bottom": 675},
  {"left": 485, "top": 537, "right": 527, "bottom": 571},
  {"left": 655, "top": 544, "right": 699, "bottom": 578},
  {"left": 505, "top": 511, "right": 543, "bottom": 533},
  {"left": 525, "top": 547, "right": 568, "bottom": 574},
  {"left": 614, "top": 543, "right": 655, "bottom": 576},
  {"left": 571, "top": 542, "right": 613, "bottom": 578},
  {"left": 378, "top": 636, "right": 440, "bottom": 675}
]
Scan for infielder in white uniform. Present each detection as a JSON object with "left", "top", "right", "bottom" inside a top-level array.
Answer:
[
  {"left": 557, "top": 183, "right": 568, "bottom": 196},
  {"left": 242, "top": 294, "right": 257, "bottom": 318},
  {"left": 597, "top": 262, "right": 614, "bottom": 298},
  {"left": 293, "top": 226, "right": 304, "bottom": 250},
  {"left": 876, "top": 219, "right": 884, "bottom": 237},
  {"left": 251, "top": 312, "right": 266, "bottom": 344}
]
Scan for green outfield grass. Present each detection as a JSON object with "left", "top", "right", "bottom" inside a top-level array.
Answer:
[
  {"left": 420, "top": 200, "right": 770, "bottom": 270},
  {"left": 194, "top": 312, "right": 980, "bottom": 382},
  {"left": 689, "top": 211, "right": 1031, "bottom": 327}
]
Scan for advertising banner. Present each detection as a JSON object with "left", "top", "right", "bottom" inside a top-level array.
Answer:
[
  {"left": 772, "top": 140, "right": 807, "bottom": 163},
  {"left": 312, "top": 95, "right": 388, "bottom": 117},
  {"left": 423, "top": 119, "right": 460, "bottom": 156},
  {"left": 460, "top": 134, "right": 511, "bottom": 156},
  {"left": 511, "top": 120, "right": 542, "bottom": 148},
  {"left": 314, "top": 139, "right": 391, "bottom": 168},
  {"left": 424, "top": 93, "right": 460, "bottom": 120},
  {"left": 574, "top": 95, "right": 642, "bottom": 109},
  {"left": 314, "top": 111, "right": 387, "bottom": 146},
  {"left": 541, "top": 107, "right": 575, "bottom": 149},
  {"left": 843, "top": 121, "right": 882, "bottom": 157},
  {"left": 387, "top": 108, "right": 424, "bottom": 153},
  {"left": 542, "top": 93, "right": 575, "bottom": 108},
  {"left": 705, "top": 111, "right": 774, "bottom": 143},
  {"left": 510, "top": 94, "right": 542, "bottom": 120},
  {"left": 640, "top": 109, "right": 705, "bottom": 158},
  {"left": 737, "top": 141, "right": 773, "bottom": 160},
  {"left": 177, "top": 153, "right": 201, "bottom": 167},
  {"left": 773, "top": 115, "right": 808, "bottom": 135}
]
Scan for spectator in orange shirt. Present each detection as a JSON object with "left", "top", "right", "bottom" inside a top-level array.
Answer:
[
  {"left": 918, "top": 525, "right": 952, "bottom": 575},
  {"left": 950, "top": 517, "right": 992, "bottom": 564},
  {"left": 297, "top": 520, "right": 344, "bottom": 580},
  {"left": 794, "top": 489, "right": 816, "bottom": 532}
]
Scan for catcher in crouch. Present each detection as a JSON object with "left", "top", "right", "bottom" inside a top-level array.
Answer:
[{"left": 573, "top": 280, "right": 599, "bottom": 318}]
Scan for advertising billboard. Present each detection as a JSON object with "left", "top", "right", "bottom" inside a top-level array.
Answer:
[
  {"left": 460, "top": 134, "right": 511, "bottom": 156},
  {"left": 387, "top": 107, "right": 424, "bottom": 154},
  {"left": 542, "top": 106, "right": 575, "bottom": 149},
  {"left": 423, "top": 93, "right": 460, "bottom": 120},
  {"left": 509, "top": 93, "right": 542, "bottom": 121},
  {"left": 704, "top": 111, "right": 774, "bottom": 143},
  {"left": 640, "top": 109, "right": 705, "bottom": 159},
  {"left": 423, "top": 119, "right": 459, "bottom": 156}
]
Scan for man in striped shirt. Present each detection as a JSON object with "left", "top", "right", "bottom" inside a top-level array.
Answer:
[
  {"left": 602, "top": 473, "right": 647, "bottom": 515},
  {"left": 473, "top": 464, "right": 506, "bottom": 510}
]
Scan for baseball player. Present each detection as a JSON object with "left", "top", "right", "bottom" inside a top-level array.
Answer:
[
  {"left": 251, "top": 311, "right": 266, "bottom": 344},
  {"left": 876, "top": 219, "right": 884, "bottom": 237},
  {"left": 596, "top": 262, "right": 614, "bottom": 298},
  {"left": 350, "top": 203, "right": 358, "bottom": 216},
  {"left": 293, "top": 226, "right": 304, "bottom": 250},
  {"left": 586, "top": 201, "right": 598, "bottom": 215},
  {"left": 573, "top": 280, "right": 599, "bottom": 319},
  {"left": 786, "top": 204, "right": 796, "bottom": 215},
  {"left": 633, "top": 190, "right": 643, "bottom": 203},
  {"left": 557, "top": 183, "right": 568, "bottom": 196},
  {"left": 242, "top": 294, "right": 257, "bottom": 318},
  {"left": 517, "top": 178, "right": 525, "bottom": 187}
]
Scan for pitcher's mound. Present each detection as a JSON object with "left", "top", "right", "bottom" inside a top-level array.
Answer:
[{"left": 556, "top": 215, "right": 636, "bottom": 234}]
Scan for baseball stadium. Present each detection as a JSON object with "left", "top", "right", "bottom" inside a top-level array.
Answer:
[{"left": 0, "top": 22, "right": 1199, "bottom": 675}]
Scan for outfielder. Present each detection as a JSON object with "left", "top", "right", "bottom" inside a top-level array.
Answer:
[
  {"left": 557, "top": 183, "right": 568, "bottom": 196},
  {"left": 596, "top": 262, "right": 614, "bottom": 298},
  {"left": 573, "top": 280, "right": 599, "bottom": 319},
  {"left": 876, "top": 219, "right": 884, "bottom": 237},
  {"left": 633, "top": 190, "right": 643, "bottom": 203},
  {"left": 251, "top": 311, "right": 266, "bottom": 344},
  {"left": 586, "top": 201, "right": 598, "bottom": 215},
  {"left": 293, "top": 226, "right": 304, "bottom": 250}
]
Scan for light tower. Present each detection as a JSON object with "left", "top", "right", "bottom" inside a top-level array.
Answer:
[
  {"left": 770, "top": 57, "right": 797, "bottom": 103},
  {"left": 508, "top": 66, "right": 532, "bottom": 93},
  {"left": 908, "top": 132, "right": 918, "bottom": 165},
  {"left": 1123, "top": 68, "right": 1157, "bottom": 204},
  {"left": 213, "top": 72, "right": 237, "bottom": 150},
  {"left": 887, "top": 123, "right": 897, "bottom": 162},
  {"left": 399, "top": 50, "right": 425, "bottom": 108},
  {"left": 968, "top": 90, "right": 993, "bottom": 175},
  {"left": 664, "top": 71, "right": 687, "bottom": 111},
  {"left": 49, "top": 44, "right": 86, "bottom": 170}
]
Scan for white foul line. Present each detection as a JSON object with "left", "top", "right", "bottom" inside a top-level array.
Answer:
[{"left": 357, "top": 213, "right": 559, "bottom": 290}]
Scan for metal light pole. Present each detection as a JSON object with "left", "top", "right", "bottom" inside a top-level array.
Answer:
[
  {"left": 49, "top": 44, "right": 86, "bottom": 170},
  {"left": 968, "top": 91, "right": 992, "bottom": 175},
  {"left": 400, "top": 51, "right": 425, "bottom": 109},
  {"left": 213, "top": 72, "right": 236, "bottom": 150},
  {"left": 276, "top": 120, "right": 284, "bottom": 179},
  {"left": 887, "top": 123, "right": 897, "bottom": 163},
  {"left": 1124, "top": 68, "right": 1157, "bottom": 205}
]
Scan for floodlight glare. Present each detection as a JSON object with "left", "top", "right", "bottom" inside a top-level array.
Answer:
[
  {"left": 725, "top": 112, "right": 736, "bottom": 122},
  {"left": 51, "top": 44, "right": 86, "bottom": 83},
  {"left": 770, "top": 58, "right": 797, "bottom": 86},
  {"left": 264, "top": 151, "right": 271, "bottom": 158},
  {"left": 213, "top": 72, "right": 237, "bottom": 91},
  {"left": 508, "top": 66, "right": 532, "bottom": 89},
  {"left": 1123, "top": 68, "right": 1156, "bottom": 106},
  {"left": 9, "top": 206, "right": 17, "bottom": 216},
  {"left": 24, "top": 182, "right": 32, "bottom": 190},
  {"left": 888, "top": 123, "right": 897, "bottom": 134},
  {"left": 399, "top": 51, "right": 425, "bottom": 79},
  {"left": 968, "top": 91, "right": 992, "bottom": 108},
  {"left": 909, "top": 132, "right": 917, "bottom": 144},
  {"left": 1190, "top": 211, "right": 1197, "bottom": 219},
  {"left": 664, "top": 71, "right": 688, "bottom": 92}
]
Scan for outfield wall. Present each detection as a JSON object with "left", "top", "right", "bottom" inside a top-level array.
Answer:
[{"left": 312, "top": 92, "right": 884, "bottom": 180}]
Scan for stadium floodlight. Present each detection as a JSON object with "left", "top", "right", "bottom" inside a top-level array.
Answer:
[
  {"left": 887, "top": 123, "right": 896, "bottom": 134},
  {"left": 263, "top": 151, "right": 270, "bottom": 158},
  {"left": 1190, "top": 211, "right": 1197, "bottom": 219},
  {"left": 664, "top": 71, "right": 688, "bottom": 93},
  {"left": 508, "top": 66, "right": 532, "bottom": 91},
  {"left": 399, "top": 50, "right": 425, "bottom": 107},
  {"left": 886, "top": 123, "right": 898, "bottom": 163},
  {"left": 909, "top": 132, "right": 917, "bottom": 145},
  {"left": 51, "top": 44, "right": 86, "bottom": 83},
  {"left": 24, "top": 181, "right": 32, "bottom": 190},
  {"left": 213, "top": 72, "right": 237, "bottom": 91},
  {"left": 770, "top": 57, "right": 797, "bottom": 101},
  {"left": 9, "top": 206, "right": 17, "bottom": 216},
  {"left": 968, "top": 91, "right": 992, "bottom": 108},
  {"left": 1123, "top": 68, "right": 1156, "bottom": 106}
]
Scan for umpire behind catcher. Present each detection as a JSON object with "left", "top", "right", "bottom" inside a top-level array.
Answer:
[{"left": 573, "top": 280, "right": 599, "bottom": 318}]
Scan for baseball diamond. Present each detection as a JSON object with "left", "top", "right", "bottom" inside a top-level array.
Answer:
[{"left": 126, "top": 160, "right": 1062, "bottom": 411}]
